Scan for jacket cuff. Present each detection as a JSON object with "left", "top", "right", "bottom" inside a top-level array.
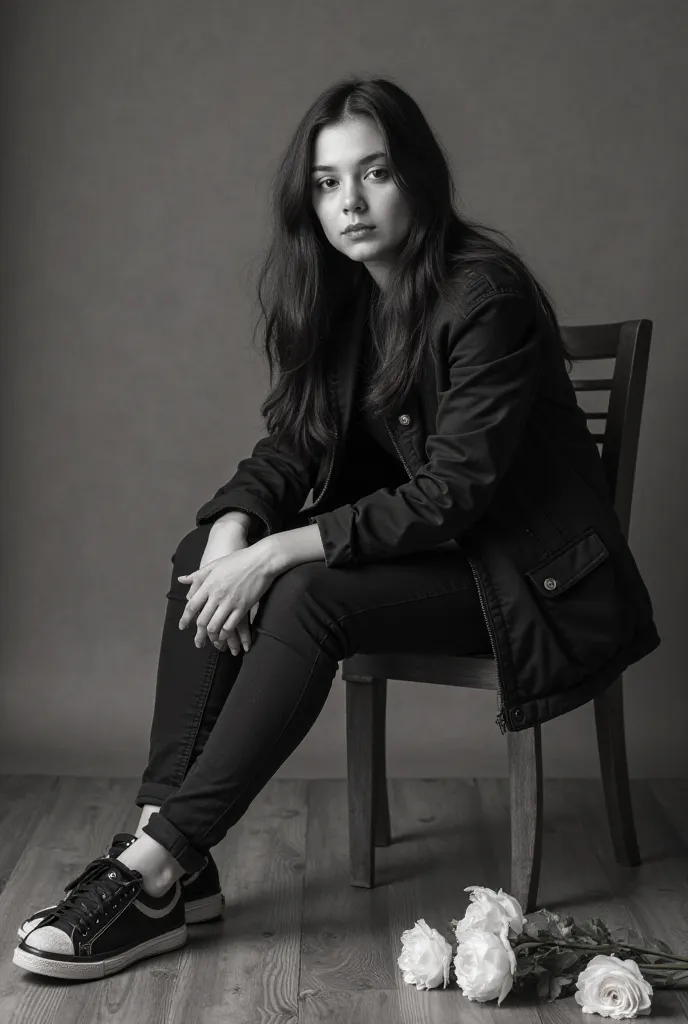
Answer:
[
  {"left": 195, "top": 491, "right": 278, "bottom": 543},
  {"left": 309, "top": 507, "right": 356, "bottom": 567}
]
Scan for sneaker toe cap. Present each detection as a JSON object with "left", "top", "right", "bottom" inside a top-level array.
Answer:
[
  {"left": 24, "top": 925, "right": 74, "bottom": 954},
  {"left": 18, "top": 910, "right": 52, "bottom": 939},
  {"left": 23, "top": 912, "right": 46, "bottom": 930}
]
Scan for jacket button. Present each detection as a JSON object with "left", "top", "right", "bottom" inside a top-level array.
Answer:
[
  {"left": 398, "top": 413, "right": 411, "bottom": 426},
  {"left": 512, "top": 709, "right": 523, "bottom": 720},
  {"left": 543, "top": 577, "right": 558, "bottom": 591}
]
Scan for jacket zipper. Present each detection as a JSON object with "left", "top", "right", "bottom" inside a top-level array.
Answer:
[
  {"left": 309, "top": 436, "right": 337, "bottom": 512},
  {"left": 307, "top": 389, "right": 339, "bottom": 517},
  {"left": 385, "top": 418, "right": 414, "bottom": 489},
  {"left": 386, "top": 418, "right": 509, "bottom": 735},
  {"left": 466, "top": 557, "right": 509, "bottom": 734}
]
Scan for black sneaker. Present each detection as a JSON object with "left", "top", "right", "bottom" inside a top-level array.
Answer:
[
  {"left": 17, "top": 832, "right": 224, "bottom": 942},
  {"left": 12, "top": 856, "right": 186, "bottom": 980}
]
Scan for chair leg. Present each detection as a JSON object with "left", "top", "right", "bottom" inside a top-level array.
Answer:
[
  {"left": 594, "top": 675, "right": 641, "bottom": 866},
  {"left": 345, "top": 675, "right": 390, "bottom": 888},
  {"left": 372, "top": 678, "right": 392, "bottom": 849},
  {"left": 507, "top": 724, "right": 543, "bottom": 915}
]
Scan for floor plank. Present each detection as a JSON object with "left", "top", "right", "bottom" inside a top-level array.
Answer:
[
  {"left": 0, "top": 776, "right": 59, "bottom": 899},
  {"left": 0, "top": 775, "right": 686, "bottom": 1023},
  {"left": 165, "top": 778, "right": 307, "bottom": 1024},
  {"left": 480, "top": 778, "right": 688, "bottom": 1024},
  {"left": 299, "top": 779, "right": 398, "bottom": 1016},
  {"left": 0, "top": 777, "right": 140, "bottom": 1024},
  {"left": 97, "top": 779, "right": 307, "bottom": 1024},
  {"left": 384, "top": 778, "right": 541, "bottom": 1024}
]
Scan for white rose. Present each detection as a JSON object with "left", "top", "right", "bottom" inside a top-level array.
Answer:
[
  {"left": 453, "top": 925, "right": 518, "bottom": 1005},
  {"left": 397, "top": 918, "right": 453, "bottom": 990},
  {"left": 455, "top": 885, "right": 526, "bottom": 944},
  {"left": 575, "top": 954, "right": 653, "bottom": 1020}
]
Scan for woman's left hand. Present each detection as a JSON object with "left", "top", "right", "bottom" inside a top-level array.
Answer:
[{"left": 177, "top": 547, "right": 277, "bottom": 649}]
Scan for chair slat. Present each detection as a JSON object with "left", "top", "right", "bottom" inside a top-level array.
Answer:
[{"left": 560, "top": 323, "right": 622, "bottom": 359}]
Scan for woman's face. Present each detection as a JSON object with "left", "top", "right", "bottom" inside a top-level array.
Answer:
[{"left": 310, "top": 116, "right": 413, "bottom": 290}]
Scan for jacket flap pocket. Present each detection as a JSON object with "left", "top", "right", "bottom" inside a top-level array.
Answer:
[{"left": 525, "top": 528, "right": 609, "bottom": 598}]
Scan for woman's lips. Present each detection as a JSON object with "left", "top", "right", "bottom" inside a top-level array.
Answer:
[{"left": 344, "top": 226, "right": 375, "bottom": 238}]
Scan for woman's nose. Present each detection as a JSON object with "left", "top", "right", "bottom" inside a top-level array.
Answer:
[{"left": 342, "top": 183, "right": 365, "bottom": 214}]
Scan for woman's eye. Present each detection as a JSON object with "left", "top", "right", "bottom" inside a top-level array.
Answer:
[{"left": 316, "top": 168, "right": 389, "bottom": 190}]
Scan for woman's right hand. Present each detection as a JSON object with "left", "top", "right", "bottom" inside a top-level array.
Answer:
[{"left": 194, "top": 524, "right": 255, "bottom": 655}]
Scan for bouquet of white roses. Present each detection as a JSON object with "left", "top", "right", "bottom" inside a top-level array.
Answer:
[{"left": 397, "top": 886, "right": 688, "bottom": 1018}]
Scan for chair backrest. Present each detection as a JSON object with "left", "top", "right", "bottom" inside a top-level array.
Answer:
[{"left": 561, "top": 320, "right": 653, "bottom": 539}]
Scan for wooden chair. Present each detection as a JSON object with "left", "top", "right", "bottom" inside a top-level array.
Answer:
[{"left": 341, "top": 319, "right": 653, "bottom": 913}]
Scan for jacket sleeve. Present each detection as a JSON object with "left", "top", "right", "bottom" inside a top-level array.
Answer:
[
  {"left": 309, "top": 289, "right": 542, "bottom": 567},
  {"left": 195, "top": 433, "right": 317, "bottom": 543}
]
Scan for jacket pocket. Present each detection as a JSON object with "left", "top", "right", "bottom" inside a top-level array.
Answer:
[{"left": 524, "top": 527, "right": 621, "bottom": 670}]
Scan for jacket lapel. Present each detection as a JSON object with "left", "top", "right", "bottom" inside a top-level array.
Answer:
[
  {"left": 328, "top": 274, "right": 439, "bottom": 471},
  {"left": 332, "top": 273, "right": 372, "bottom": 448}
]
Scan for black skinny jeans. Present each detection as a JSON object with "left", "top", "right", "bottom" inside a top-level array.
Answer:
[{"left": 136, "top": 521, "right": 491, "bottom": 875}]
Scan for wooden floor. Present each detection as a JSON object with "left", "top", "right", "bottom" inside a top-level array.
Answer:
[{"left": 0, "top": 776, "right": 686, "bottom": 1023}]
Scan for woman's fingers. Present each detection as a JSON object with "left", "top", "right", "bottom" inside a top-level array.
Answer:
[
  {"left": 178, "top": 567, "right": 214, "bottom": 627},
  {"left": 218, "top": 630, "right": 240, "bottom": 656},
  {"left": 212, "top": 626, "right": 242, "bottom": 656},
  {"left": 180, "top": 562, "right": 255, "bottom": 654},
  {"left": 236, "top": 614, "right": 252, "bottom": 653},
  {"left": 208, "top": 612, "right": 252, "bottom": 656},
  {"left": 179, "top": 585, "right": 206, "bottom": 631}
]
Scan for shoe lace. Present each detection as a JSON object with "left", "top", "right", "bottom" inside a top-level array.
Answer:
[{"left": 52, "top": 857, "right": 137, "bottom": 935}]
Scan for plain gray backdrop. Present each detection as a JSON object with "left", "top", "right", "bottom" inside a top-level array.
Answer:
[{"left": 0, "top": 0, "right": 684, "bottom": 779}]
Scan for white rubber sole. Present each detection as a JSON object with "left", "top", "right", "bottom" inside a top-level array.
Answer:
[
  {"left": 12, "top": 923, "right": 187, "bottom": 980},
  {"left": 18, "top": 891, "right": 225, "bottom": 941}
]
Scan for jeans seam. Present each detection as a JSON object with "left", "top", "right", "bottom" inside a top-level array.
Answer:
[
  {"left": 253, "top": 625, "right": 316, "bottom": 662},
  {"left": 316, "top": 584, "right": 463, "bottom": 646},
  {"left": 170, "top": 645, "right": 222, "bottom": 788},
  {"left": 191, "top": 587, "right": 465, "bottom": 846},
  {"left": 192, "top": 642, "right": 331, "bottom": 846}
]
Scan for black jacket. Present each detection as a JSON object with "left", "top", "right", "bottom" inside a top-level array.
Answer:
[{"left": 196, "top": 262, "right": 661, "bottom": 733}]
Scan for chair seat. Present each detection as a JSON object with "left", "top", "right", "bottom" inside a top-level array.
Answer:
[{"left": 341, "top": 651, "right": 498, "bottom": 690}]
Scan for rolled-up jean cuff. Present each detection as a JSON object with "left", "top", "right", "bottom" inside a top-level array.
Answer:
[
  {"left": 141, "top": 812, "right": 208, "bottom": 876},
  {"left": 134, "top": 783, "right": 178, "bottom": 808}
]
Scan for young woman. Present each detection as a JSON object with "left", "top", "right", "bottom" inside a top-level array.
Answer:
[{"left": 13, "top": 77, "right": 660, "bottom": 981}]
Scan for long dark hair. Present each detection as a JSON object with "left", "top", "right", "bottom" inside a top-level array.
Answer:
[{"left": 252, "top": 76, "right": 574, "bottom": 464}]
